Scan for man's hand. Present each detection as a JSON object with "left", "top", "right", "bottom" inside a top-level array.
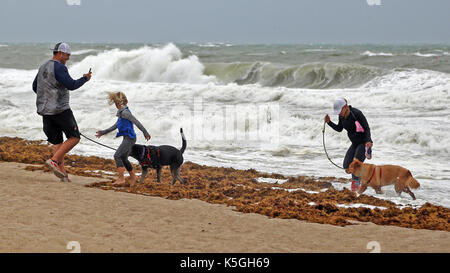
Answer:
[
  {"left": 324, "top": 114, "right": 330, "bottom": 123},
  {"left": 145, "top": 134, "right": 151, "bottom": 141},
  {"left": 83, "top": 70, "right": 92, "bottom": 81},
  {"left": 96, "top": 131, "right": 102, "bottom": 138},
  {"left": 365, "top": 142, "right": 373, "bottom": 148}
]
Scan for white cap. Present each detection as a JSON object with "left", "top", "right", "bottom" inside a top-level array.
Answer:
[
  {"left": 52, "top": 42, "right": 71, "bottom": 54},
  {"left": 333, "top": 98, "right": 347, "bottom": 115}
]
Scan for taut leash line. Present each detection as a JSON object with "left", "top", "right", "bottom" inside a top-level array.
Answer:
[{"left": 80, "top": 132, "right": 117, "bottom": 151}]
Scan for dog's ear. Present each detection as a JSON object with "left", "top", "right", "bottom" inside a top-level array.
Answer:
[
  {"left": 353, "top": 157, "right": 362, "bottom": 163},
  {"left": 347, "top": 161, "right": 354, "bottom": 173},
  {"left": 350, "top": 158, "right": 362, "bottom": 169}
]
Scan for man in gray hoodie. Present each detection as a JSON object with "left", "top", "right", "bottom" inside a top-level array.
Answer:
[{"left": 32, "top": 42, "right": 92, "bottom": 181}]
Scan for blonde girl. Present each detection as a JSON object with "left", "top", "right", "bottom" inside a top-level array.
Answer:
[{"left": 96, "top": 92, "right": 150, "bottom": 186}]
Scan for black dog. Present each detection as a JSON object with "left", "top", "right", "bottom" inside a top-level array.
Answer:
[{"left": 129, "top": 128, "right": 186, "bottom": 185}]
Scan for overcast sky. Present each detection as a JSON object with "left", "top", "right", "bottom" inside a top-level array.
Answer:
[{"left": 1, "top": 0, "right": 449, "bottom": 44}]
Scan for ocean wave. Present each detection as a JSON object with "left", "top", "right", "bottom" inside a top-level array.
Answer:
[
  {"left": 302, "top": 48, "right": 337, "bottom": 52},
  {"left": 361, "top": 50, "right": 394, "bottom": 57},
  {"left": 205, "top": 62, "right": 383, "bottom": 89},
  {"left": 71, "top": 49, "right": 99, "bottom": 55},
  {"left": 56, "top": 44, "right": 450, "bottom": 89},
  {"left": 68, "top": 44, "right": 386, "bottom": 89},
  {"left": 69, "top": 43, "right": 217, "bottom": 84},
  {"left": 195, "top": 42, "right": 233, "bottom": 48},
  {"left": 413, "top": 52, "right": 438, "bottom": 57},
  {"left": 361, "top": 68, "right": 449, "bottom": 91}
]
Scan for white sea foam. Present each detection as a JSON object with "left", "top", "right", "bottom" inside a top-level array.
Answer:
[
  {"left": 197, "top": 42, "right": 233, "bottom": 47},
  {"left": 413, "top": 52, "right": 438, "bottom": 57},
  {"left": 361, "top": 51, "right": 393, "bottom": 57},
  {"left": 336, "top": 203, "right": 387, "bottom": 210},
  {"left": 256, "top": 177, "right": 288, "bottom": 184},
  {"left": 271, "top": 187, "right": 319, "bottom": 194}
]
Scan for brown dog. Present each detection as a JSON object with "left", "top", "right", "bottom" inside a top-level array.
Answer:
[{"left": 348, "top": 158, "right": 420, "bottom": 200}]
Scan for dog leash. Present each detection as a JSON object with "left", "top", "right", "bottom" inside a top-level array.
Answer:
[
  {"left": 322, "top": 121, "right": 345, "bottom": 170},
  {"left": 80, "top": 132, "right": 117, "bottom": 151}
]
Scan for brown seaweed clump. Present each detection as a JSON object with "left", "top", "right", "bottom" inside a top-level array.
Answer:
[
  {"left": 0, "top": 137, "right": 117, "bottom": 177},
  {"left": 1, "top": 136, "right": 449, "bottom": 231}
]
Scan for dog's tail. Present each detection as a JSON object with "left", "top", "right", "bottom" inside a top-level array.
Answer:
[
  {"left": 406, "top": 170, "right": 420, "bottom": 189},
  {"left": 180, "top": 128, "right": 187, "bottom": 154}
]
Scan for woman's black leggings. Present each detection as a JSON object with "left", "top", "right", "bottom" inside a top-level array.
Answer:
[{"left": 343, "top": 142, "right": 366, "bottom": 180}]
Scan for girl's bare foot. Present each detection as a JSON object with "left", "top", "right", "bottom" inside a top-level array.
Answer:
[
  {"left": 128, "top": 173, "right": 137, "bottom": 187},
  {"left": 112, "top": 178, "right": 127, "bottom": 186}
]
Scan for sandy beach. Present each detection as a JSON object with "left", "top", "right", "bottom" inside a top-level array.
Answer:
[{"left": 0, "top": 161, "right": 449, "bottom": 253}]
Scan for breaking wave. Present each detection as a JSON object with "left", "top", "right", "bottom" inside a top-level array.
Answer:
[
  {"left": 205, "top": 62, "right": 384, "bottom": 89},
  {"left": 69, "top": 43, "right": 217, "bottom": 84}
]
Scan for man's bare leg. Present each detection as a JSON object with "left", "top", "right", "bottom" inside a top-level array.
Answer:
[
  {"left": 51, "top": 137, "right": 79, "bottom": 181},
  {"left": 52, "top": 144, "right": 65, "bottom": 172},
  {"left": 52, "top": 144, "right": 68, "bottom": 181},
  {"left": 51, "top": 137, "right": 79, "bottom": 164}
]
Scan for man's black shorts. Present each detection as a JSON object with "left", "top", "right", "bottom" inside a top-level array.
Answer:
[{"left": 43, "top": 109, "right": 80, "bottom": 145}]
